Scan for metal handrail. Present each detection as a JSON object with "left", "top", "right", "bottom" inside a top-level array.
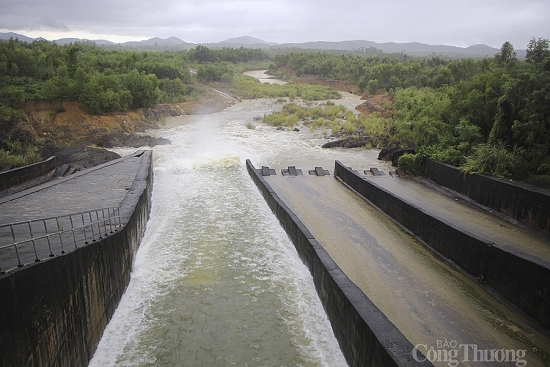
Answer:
[
  {"left": 0, "top": 207, "right": 123, "bottom": 274},
  {"left": 0, "top": 207, "right": 121, "bottom": 231}
]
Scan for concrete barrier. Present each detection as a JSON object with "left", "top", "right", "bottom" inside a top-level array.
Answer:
[
  {"left": 334, "top": 160, "right": 550, "bottom": 330},
  {"left": 0, "top": 150, "right": 153, "bottom": 367},
  {"left": 0, "top": 156, "right": 56, "bottom": 192},
  {"left": 247, "top": 159, "right": 430, "bottom": 367},
  {"left": 423, "top": 158, "right": 550, "bottom": 234}
]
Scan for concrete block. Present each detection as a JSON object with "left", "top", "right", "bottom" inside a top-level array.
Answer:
[
  {"left": 308, "top": 167, "right": 330, "bottom": 176},
  {"left": 55, "top": 164, "right": 70, "bottom": 177},
  {"left": 282, "top": 166, "right": 303, "bottom": 176},
  {"left": 370, "top": 167, "right": 382, "bottom": 176},
  {"left": 261, "top": 166, "right": 276, "bottom": 176}
]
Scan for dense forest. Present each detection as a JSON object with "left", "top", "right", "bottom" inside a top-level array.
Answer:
[
  {"left": 0, "top": 40, "right": 272, "bottom": 118},
  {"left": 270, "top": 39, "right": 550, "bottom": 181},
  {"left": 1, "top": 37, "right": 549, "bottom": 183},
  {"left": 0, "top": 40, "right": 272, "bottom": 165},
  {"left": 0, "top": 39, "right": 339, "bottom": 166}
]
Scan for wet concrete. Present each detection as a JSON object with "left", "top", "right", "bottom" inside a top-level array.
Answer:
[
  {"left": 364, "top": 174, "right": 550, "bottom": 267},
  {"left": 264, "top": 170, "right": 550, "bottom": 367},
  {"left": 0, "top": 150, "right": 152, "bottom": 367},
  {"left": 0, "top": 152, "right": 143, "bottom": 225},
  {"left": 0, "top": 151, "right": 145, "bottom": 272},
  {"left": 423, "top": 158, "right": 550, "bottom": 234}
]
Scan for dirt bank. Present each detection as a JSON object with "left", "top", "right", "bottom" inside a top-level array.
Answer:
[{"left": 13, "top": 89, "right": 231, "bottom": 150}]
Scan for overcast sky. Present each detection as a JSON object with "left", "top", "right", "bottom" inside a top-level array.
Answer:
[{"left": 1, "top": 0, "right": 548, "bottom": 48}]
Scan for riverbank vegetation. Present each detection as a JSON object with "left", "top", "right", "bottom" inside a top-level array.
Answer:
[
  {"left": 0, "top": 40, "right": 276, "bottom": 119},
  {"left": 230, "top": 74, "right": 340, "bottom": 100},
  {"left": 1, "top": 36, "right": 549, "bottom": 184},
  {"left": 270, "top": 39, "right": 550, "bottom": 182},
  {"left": 262, "top": 101, "right": 392, "bottom": 147},
  {"left": 0, "top": 40, "right": 274, "bottom": 166}
]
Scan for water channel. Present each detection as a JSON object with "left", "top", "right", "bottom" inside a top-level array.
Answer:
[
  {"left": 88, "top": 91, "right": 371, "bottom": 367},
  {"left": 89, "top": 72, "right": 550, "bottom": 366}
]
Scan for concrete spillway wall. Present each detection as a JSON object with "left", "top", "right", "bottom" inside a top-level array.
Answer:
[
  {"left": 0, "top": 150, "right": 153, "bottom": 367},
  {"left": 0, "top": 156, "right": 57, "bottom": 192},
  {"left": 246, "top": 159, "right": 431, "bottom": 367},
  {"left": 423, "top": 158, "right": 550, "bottom": 234},
  {"left": 334, "top": 160, "right": 550, "bottom": 330}
]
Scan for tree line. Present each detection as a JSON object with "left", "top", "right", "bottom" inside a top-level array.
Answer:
[
  {"left": 2, "top": 37, "right": 549, "bottom": 180},
  {"left": 0, "top": 39, "right": 271, "bottom": 120},
  {"left": 0, "top": 39, "right": 272, "bottom": 167},
  {"left": 270, "top": 39, "right": 550, "bottom": 180}
]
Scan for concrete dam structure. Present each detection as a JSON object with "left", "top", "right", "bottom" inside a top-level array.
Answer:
[
  {"left": 1, "top": 97, "right": 549, "bottom": 367},
  {"left": 334, "top": 160, "right": 550, "bottom": 330},
  {"left": 2, "top": 153, "right": 550, "bottom": 366},
  {"left": 247, "top": 160, "right": 430, "bottom": 367},
  {"left": 0, "top": 151, "right": 153, "bottom": 367},
  {"left": 249, "top": 159, "right": 550, "bottom": 367}
]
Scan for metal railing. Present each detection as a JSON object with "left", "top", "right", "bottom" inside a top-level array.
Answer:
[{"left": 0, "top": 207, "right": 123, "bottom": 274}]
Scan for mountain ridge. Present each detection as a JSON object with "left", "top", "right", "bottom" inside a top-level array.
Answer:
[
  {"left": 0, "top": 31, "right": 521, "bottom": 57},
  {"left": 218, "top": 36, "right": 278, "bottom": 46}
]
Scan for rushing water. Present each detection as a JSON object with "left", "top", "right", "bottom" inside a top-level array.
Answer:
[
  {"left": 88, "top": 95, "right": 379, "bottom": 367},
  {"left": 89, "top": 70, "right": 550, "bottom": 366}
]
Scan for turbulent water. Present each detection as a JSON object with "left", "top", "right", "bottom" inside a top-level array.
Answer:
[
  {"left": 87, "top": 87, "right": 550, "bottom": 367},
  {"left": 88, "top": 95, "right": 378, "bottom": 367}
]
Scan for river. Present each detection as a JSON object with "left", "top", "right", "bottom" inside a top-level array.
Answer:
[
  {"left": 89, "top": 73, "right": 550, "bottom": 367},
  {"left": 88, "top": 88, "right": 378, "bottom": 366}
]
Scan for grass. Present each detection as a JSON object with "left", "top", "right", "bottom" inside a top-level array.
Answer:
[
  {"left": 229, "top": 74, "right": 341, "bottom": 101},
  {"left": 461, "top": 142, "right": 516, "bottom": 177},
  {"left": 0, "top": 147, "right": 42, "bottom": 168},
  {"left": 0, "top": 134, "right": 42, "bottom": 168},
  {"left": 261, "top": 102, "right": 394, "bottom": 145}
]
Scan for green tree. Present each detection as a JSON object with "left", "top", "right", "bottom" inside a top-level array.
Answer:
[
  {"left": 159, "top": 78, "right": 188, "bottom": 103},
  {"left": 65, "top": 45, "right": 80, "bottom": 78},
  {"left": 40, "top": 79, "right": 60, "bottom": 100},
  {"left": 495, "top": 42, "right": 517, "bottom": 67},
  {"left": 367, "top": 79, "right": 379, "bottom": 94},
  {"left": 526, "top": 38, "right": 550, "bottom": 64},
  {"left": 123, "top": 69, "right": 160, "bottom": 109}
]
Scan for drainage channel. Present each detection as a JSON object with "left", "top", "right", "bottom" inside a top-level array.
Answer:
[{"left": 261, "top": 164, "right": 550, "bottom": 367}]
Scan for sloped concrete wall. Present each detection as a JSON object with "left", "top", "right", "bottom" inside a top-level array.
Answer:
[
  {"left": 0, "top": 150, "right": 152, "bottom": 367},
  {"left": 0, "top": 156, "right": 56, "bottom": 192},
  {"left": 423, "top": 158, "right": 550, "bottom": 234},
  {"left": 247, "top": 159, "right": 430, "bottom": 367},
  {"left": 334, "top": 160, "right": 550, "bottom": 330}
]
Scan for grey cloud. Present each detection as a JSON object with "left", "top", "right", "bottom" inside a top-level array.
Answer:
[{"left": 0, "top": 0, "right": 548, "bottom": 47}]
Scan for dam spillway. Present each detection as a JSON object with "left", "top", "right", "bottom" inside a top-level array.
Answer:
[
  {"left": 257, "top": 161, "right": 550, "bottom": 366},
  {"left": 93, "top": 93, "right": 549, "bottom": 366},
  {"left": 3, "top": 94, "right": 549, "bottom": 366},
  {"left": 88, "top": 100, "right": 359, "bottom": 366},
  {"left": 0, "top": 151, "right": 153, "bottom": 367}
]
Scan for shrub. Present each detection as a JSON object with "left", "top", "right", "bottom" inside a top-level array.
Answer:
[
  {"left": 398, "top": 153, "right": 423, "bottom": 174},
  {"left": 461, "top": 142, "right": 516, "bottom": 176}
]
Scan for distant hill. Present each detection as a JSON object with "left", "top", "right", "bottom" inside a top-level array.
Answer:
[
  {"left": 214, "top": 36, "right": 277, "bottom": 48},
  {"left": 0, "top": 32, "right": 115, "bottom": 45},
  {"left": 0, "top": 32, "right": 35, "bottom": 43},
  {"left": 0, "top": 31, "right": 525, "bottom": 58},
  {"left": 53, "top": 38, "right": 115, "bottom": 45},
  {"left": 123, "top": 36, "right": 194, "bottom": 48},
  {"left": 274, "top": 40, "right": 501, "bottom": 57}
]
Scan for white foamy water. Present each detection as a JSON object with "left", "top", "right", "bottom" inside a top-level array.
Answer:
[{"left": 88, "top": 97, "right": 383, "bottom": 367}]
